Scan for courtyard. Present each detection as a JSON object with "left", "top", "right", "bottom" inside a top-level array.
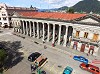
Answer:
[{"left": 0, "top": 28, "right": 100, "bottom": 74}]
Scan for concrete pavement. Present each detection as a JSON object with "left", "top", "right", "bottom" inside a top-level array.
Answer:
[{"left": 0, "top": 29, "right": 100, "bottom": 74}]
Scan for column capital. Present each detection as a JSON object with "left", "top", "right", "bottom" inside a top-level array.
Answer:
[
  {"left": 65, "top": 25, "right": 68, "bottom": 28},
  {"left": 59, "top": 25, "right": 62, "bottom": 27}
]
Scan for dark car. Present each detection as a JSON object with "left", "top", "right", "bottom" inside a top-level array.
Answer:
[{"left": 28, "top": 52, "right": 41, "bottom": 62}]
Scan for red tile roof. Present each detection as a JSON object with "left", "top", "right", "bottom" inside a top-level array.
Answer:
[{"left": 17, "top": 12, "right": 87, "bottom": 21}]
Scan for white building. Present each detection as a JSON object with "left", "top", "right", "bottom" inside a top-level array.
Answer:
[
  {"left": 0, "top": 3, "right": 37, "bottom": 28},
  {"left": 11, "top": 11, "right": 100, "bottom": 57}
]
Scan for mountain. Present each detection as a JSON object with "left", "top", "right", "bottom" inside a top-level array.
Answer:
[
  {"left": 72, "top": 0, "right": 100, "bottom": 13},
  {"left": 38, "top": 8, "right": 58, "bottom": 12},
  {"left": 38, "top": 6, "right": 68, "bottom": 12},
  {"left": 58, "top": 6, "right": 68, "bottom": 10}
]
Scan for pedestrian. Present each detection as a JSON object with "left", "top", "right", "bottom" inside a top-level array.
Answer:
[
  {"left": 87, "top": 53, "right": 89, "bottom": 56},
  {"left": 44, "top": 45, "right": 47, "bottom": 49},
  {"left": 31, "top": 64, "right": 36, "bottom": 72}
]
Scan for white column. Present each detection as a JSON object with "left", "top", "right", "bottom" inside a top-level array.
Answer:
[
  {"left": 33, "top": 23, "right": 35, "bottom": 37},
  {"left": 52, "top": 24, "right": 55, "bottom": 43},
  {"left": 47, "top": 24, "right": 50, "bottom": 42},
  {"left": 22, "top": 22, "right": 25, "bottom": 34},
  {"left": 88, "top": 32, "right": 93, "bottom": 40},
  {"left": 13, "top": 21, "right": 16, "bottom": 32},
  {"left": 72, "top": 28, "right": 76, "bottom": 37},
  {"left": 16, "top": 21, "right": 18, "bottom": 32},
  {"left": 25, "top": 22, "right": 28, "bottom": 35},
  {"left": 29, "top": 22, "right": 32, "bottom": 37},
  {"left": 58, "top": 25, "right": 61, "bottom": 45},
  {"left": 37, "top": 23, "right": 39, "bottom": 38},
  {"left": 26, "top": 22, "right": 28, "bottom": 35},
  {"left": 17, "top": 21, "right": 19, "bottom": 33},
  {"left": 15, "top": 21, "right": 17, "bottom": 32},
  {"left": 42, "top": 24, "right": 45, "bottom": 41},
  {"left": 79, "top": 31, "right": 84, "bottom": 38},
  {"left": 20, "top": 22, "right": 23, "bottom": 34},
  {"left": 14, "top": 27, "right": 16, "bottom": 32},
  {"left": 19, "top": 21, "right": 21, "bottom": 33},
  {"left": 63, "top": 26, "right": 68, "bottom": 47}
]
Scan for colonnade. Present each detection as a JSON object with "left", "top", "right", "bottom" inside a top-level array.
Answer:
[{"left": 12, "top": 20, "right": 73, "bottom": 47}]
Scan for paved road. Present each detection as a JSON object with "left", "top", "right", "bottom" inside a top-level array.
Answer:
[{"left": 0, "top": 29, "right": 99, "bottom": 74}]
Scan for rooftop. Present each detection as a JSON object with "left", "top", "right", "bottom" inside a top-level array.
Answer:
[{"left": 17, "top": 12, "right": 87, "bottom": 21}]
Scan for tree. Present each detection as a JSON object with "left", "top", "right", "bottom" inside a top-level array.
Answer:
[
  {"left": 0, "top": 49, "right": 7, "bottom": 73},
  {"left": 67, "top": 7, "right": 74, "bottom": 13}
]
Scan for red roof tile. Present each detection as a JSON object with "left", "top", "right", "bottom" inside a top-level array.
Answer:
[{"left": 18, "top": 12, "right": 87, "bottom": 21}]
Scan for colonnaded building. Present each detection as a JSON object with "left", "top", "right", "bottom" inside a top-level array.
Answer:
[
  {"left": 11, "top": 11, "right": 100, "bottom": 57},
  {"left": 0, "top": 3, "right": 37, "bottom": 27}
]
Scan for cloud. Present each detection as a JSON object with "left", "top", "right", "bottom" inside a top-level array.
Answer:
[
  {"left": 43, "top": 0, "right": 62, "bottom": 4},
  {"left": 42, "top": 0, "right": 82, "bottom": 8}
]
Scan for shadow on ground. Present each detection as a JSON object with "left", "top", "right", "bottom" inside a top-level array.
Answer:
[{"left": 0, "top": 41, "right": 24, "bottom": 71}]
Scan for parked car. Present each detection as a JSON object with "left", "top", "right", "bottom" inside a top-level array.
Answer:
[
  {"left": 73, "top": 56, "right": 88, "bottom": 64},
  {"left": 63, "top": 66, "right": 73, "bottom": 74},
  {"left": 33, "top": 55, "right": 47, "bottom": 67},
  {"left": 28, "top": 52, "right": 41, "bottom": 62},
  {"left": 31, "top": 64, "right": 37, "bottom": 71},
  {"left": 80, "top": 63, "right": 100, "bottom": 74},
  {"left": 41, "top": 70, "right": 46, "bottom": 74}
]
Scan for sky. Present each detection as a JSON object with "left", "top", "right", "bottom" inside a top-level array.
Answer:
[{"left": 0, "top": 0, "right": 100, "bottom": 9}]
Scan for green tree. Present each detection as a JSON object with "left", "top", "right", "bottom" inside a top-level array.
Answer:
[
  {"left": 67, "top": 7, "right": 74, "bottom": 13},
  {"left": 0, "top": 49, "right": 7, "bottom": 73}
]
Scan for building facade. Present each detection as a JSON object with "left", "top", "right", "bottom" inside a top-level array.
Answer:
[
  {"left": 11, "top": 12, "right": 100, "bottom": 56},
  {"left": 0, "top": 3, "right": 37, "bottom": 28}
]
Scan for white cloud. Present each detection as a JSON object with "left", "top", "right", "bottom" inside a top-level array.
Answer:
[
  {"left": 43, "top": 0, "right": 62, "bottom": 4},
  {"left": 43, "top": 0, "right": 82, "bottom": 8}
]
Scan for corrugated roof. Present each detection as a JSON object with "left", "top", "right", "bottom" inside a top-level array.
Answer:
[{"left": 17, "top": 12, "right": 87, "bottom": 21}]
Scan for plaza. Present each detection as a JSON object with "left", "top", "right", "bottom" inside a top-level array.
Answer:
[{"left": 0, "top": 28, "right": 99, "bottom": 74}]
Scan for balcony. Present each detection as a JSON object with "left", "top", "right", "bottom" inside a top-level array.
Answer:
[{"left": 72, "top": 36, "right": 100, "bottom": 46}]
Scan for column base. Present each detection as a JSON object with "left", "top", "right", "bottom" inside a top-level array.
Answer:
[
  {"left": 63, "top": 43, "right": 66, "bottom": 47},
  {"left": 47, "top": 38, "right": 49, "bottom": 42},
  {"left": 57, "top": 41, "right": 60, "bottom": 45}
]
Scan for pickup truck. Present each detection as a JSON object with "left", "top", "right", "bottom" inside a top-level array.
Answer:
[{"left": 33, "top": 55, "right": 47, "bottom": 67}]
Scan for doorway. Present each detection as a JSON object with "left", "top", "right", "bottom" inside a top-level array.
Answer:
[{"left": 80, "top": 44, "right": 85, "bottom": 52}]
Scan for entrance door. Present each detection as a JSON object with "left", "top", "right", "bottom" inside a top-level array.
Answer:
[
  {"left": 80, "top": 44, "right": 85, "bottom": 52},
  {"left": 73, "top": 42, "right": 77, "bottom": 50},
  {"left": 88, "top": 46, "right": 94, "bottom": 55}
]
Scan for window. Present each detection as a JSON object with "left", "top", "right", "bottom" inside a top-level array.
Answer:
[
  {"left": 84, "top": 32, "right": 88, "bottom": 38},
  {"left": 86, "top": 64, "right": 89, "bottom": 67},
  {"left": 76, "top": 31, "right": 80, "bottom": 38},
  {"left": 92, "top": 34, "right": 99, "bottom": 41},
  {"left": 2, "top": 14, "right": 6, "bottom": 16},
  {"left": 9, "top": 17, "right": 11, "bottom": 20},
  {"left": 96, "top": 70, "right": 99, "bottom": 73},
  {"left": 91, "top": 68, "right": 95, "bottom": 71},
  {"left": 3, "top": 18, "right": 6, "bottom": 20}
]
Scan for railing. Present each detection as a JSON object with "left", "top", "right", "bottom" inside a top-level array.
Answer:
[{"left": 72, "top": 36, "right": 100, "bottom": 45}]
